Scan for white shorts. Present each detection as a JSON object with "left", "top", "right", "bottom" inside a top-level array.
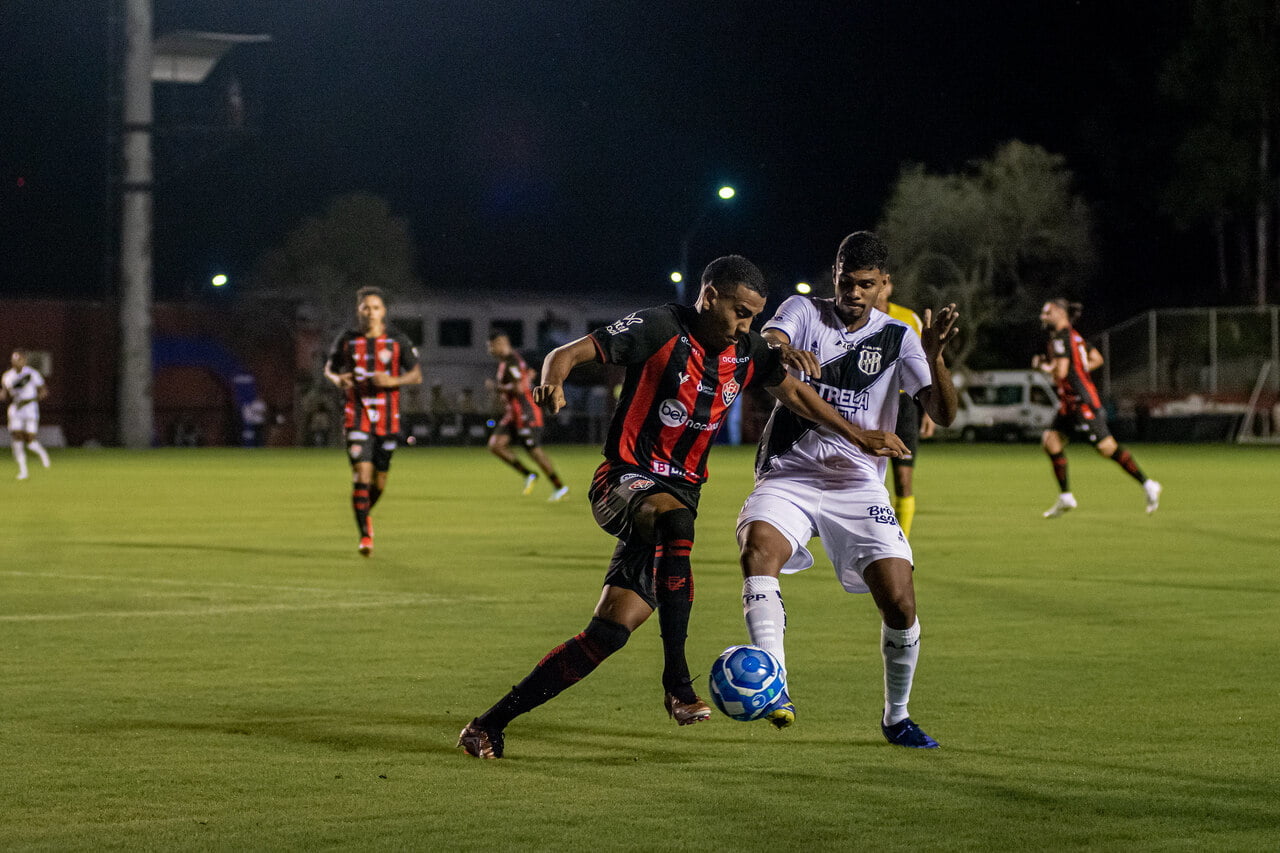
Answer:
[
  {"left": 735, "top": 477, "right": 912, "bottom": 594},
  {"left": 7, "top": 404, "right": 38, "bottom": 435}
]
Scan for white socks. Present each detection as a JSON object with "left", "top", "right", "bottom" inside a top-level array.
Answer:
[
  {"left": 882, "top": 618, "right": 921, "bottom": 726},
  {"left": 12, "top": 440, "right": 28, "bottom": 478},
  {"left": 742, "top": 575, "right": 787, "bottom": 669},
  {"left": 28, "top": 440, "right": 49, "bottom": 468}
]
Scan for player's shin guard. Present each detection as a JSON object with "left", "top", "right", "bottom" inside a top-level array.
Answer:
[
  {"left": 351, "top": 482, "right": 372, "bottom": 536},
  {"left": 477, "top": 616, "right": 631, "bottom": 730},
  {"left": 881, "top": 619, "right": 921, "bottom": 727},
  {"left": 1110, "top": 446, "right": 1147, "bottom": 484},
  {"left": 12, "top": 440, "right": 28, "bottom": 478},
  {"left": 653, "top": 508, "right": 697, "bottom": 700},
  {"left": 742, "top": 575, "right": 787, "bottom": 670},
  {"left": 894, "top": 495, "right": 916, "bottom": 539},
  {"left": 1048, "top": 451, "right": 1070, "bottom": 492}
]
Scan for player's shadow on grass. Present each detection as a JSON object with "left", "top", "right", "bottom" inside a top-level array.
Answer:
[{"left": 82, "top": 540, "right": 320, "bottom": 560}]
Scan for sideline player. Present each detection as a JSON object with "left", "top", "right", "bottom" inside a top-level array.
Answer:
[
  {"left": 874, "top": 276, "right": 935, "bottom": 538},
  {"left": 737, "top": 231, "right": 959, "bottom": 748},
  {"left": 1034, "top": 298, "right": 1161, "bottom": 517},
  {"left": 458, "top": 255, "right": 909, "bottom": 759},
  {"left": 324, "top": 287, "right": 422, "bottom": 555},
  {"left": 2, "top": 349, "right": 52, "bottom": 480},
  {"left": 485, "top": 332, "right": 569, "bottom": 501}
]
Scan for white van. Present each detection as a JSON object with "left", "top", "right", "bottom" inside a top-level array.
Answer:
[{"left": 937, "top": 370, "right": 1059, "bottom": 442}]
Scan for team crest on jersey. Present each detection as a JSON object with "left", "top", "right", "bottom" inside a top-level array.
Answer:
[
  {"left": 378, "top": 347, "right": 393, "bottom": 365},
  {"left": 628, "top": 478, "right": 655, "bottom": 490},
  {"left": 857, "top": 347, "right": 883, "bottom": 375},
  {"left": 606, "top": 313, "right": 643, "bottom": 335},
  {"left": 722, "top": 379, "right": 740, "bottom": 406}
]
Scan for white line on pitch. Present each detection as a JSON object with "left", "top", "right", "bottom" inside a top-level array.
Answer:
[
  {"left": 0, "top": 597, "right": 450, "bottom": 622},
  {"left": 0, "top": 570, "right": 406, "bottom": 596}
]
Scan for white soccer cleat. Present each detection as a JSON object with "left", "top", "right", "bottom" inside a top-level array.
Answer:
[
  {"left": 16, "top": 471, "right": 29, "bottom": 481},
  {"left": 522, "top": 473, "right": 538, "bottom": 496},
  {"left": 548, "top": 485, "right": 570, "bottom": 502},
  {"left": 1042, "top": 492, "right": 1077, "bottom": 518},
  {"left": 1144, "top": 480, "right": 1162, "bottom": 514}
]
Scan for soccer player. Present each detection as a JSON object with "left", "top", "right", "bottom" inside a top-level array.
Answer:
[
  {"left": 485, "top": 332, "right": 569, "bottom": 501},
  {"left": 737, "top": 231, "right": 959, "bottom": 748},
  {"left": 1035, "top": 298, "right": 1161, "bottom": 517},
  {"left": 2, "top": 349, "right": 52, "bottom": 480},
  {"left": 324, "top": 287, "right": 423, "bottom": 556},
  {"left": 874, "top": 276, "right": 936, "bottom": 538},
  {"left": 458, "top": 255, "right": 909, "bottom": 759}
]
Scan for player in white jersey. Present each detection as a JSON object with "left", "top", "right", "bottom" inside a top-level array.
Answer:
[
  {"left": 736, "top": 231, "right": 959, "bottom": 748},
  {"left": 2, "top": 349, "right": 52, "bottom": 480}
]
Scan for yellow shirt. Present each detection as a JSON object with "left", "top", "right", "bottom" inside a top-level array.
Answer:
[{"left": 886, "top": 302, "right": 923, "bottom": 337}]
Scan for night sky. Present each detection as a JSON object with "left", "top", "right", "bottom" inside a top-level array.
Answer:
[{"left": 3, "top": 1, "right": 1195, "bottom": 330}]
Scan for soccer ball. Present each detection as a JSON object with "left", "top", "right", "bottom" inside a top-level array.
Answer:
[{"left": 708, "top": 644, "right": 787, "bottom": 722}]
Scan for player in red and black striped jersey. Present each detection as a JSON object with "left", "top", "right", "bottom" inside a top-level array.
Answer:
[
  {"left": 458, "top": 255, "right": 910, "bottom": 759},
  {"left": 324, "top": 286, "right": 422, "bottom": 556},
  {"left": 1035, "top": 298, "right": 1161, "bottom": 518},
  {"left": 485, "top": 332, "right": 568, "bottom": 500}
]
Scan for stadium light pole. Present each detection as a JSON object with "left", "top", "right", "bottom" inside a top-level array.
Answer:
[{"left": 676, "top": 184, "right": 736, "bottom": 302}]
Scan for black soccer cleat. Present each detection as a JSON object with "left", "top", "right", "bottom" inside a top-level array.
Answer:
[
  {"left": 457, "top": 719, "right": 505, "bottom": 759},
  {"left": 881, "top": 716, "right": 939, "bottom": 749}
]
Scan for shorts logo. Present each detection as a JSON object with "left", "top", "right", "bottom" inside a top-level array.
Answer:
[
  {"left": 628, "top": 478, "right": 655, "bottom": 490},
  {"left": 722, "top": 379, "right": 740, "bottom": 406},
  {"left": 606, "top": 313, "right": 643, "bottom": 335},
  {"left": 349, "top": 443, "right": 363, "bottom": 459},
  {"left": 858, "top": 347, "right": 883, "bottom": 375},
  {"left": 658, "top": 398, "right": 688, "bottom": 427},
  {"left": 869, "top": 505, "right": 898, "bottom": 526}
]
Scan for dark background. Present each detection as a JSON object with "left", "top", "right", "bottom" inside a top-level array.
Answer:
[{"left": 1, "top": 1, "right": 1202, "bottom": 332}]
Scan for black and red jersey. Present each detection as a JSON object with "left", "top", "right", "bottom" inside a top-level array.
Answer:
[
  {"left": 1047, "top": 327, "right": 1102, "bottom": 416},
  {"left": 326, "top": 327, "right": 419, "bottom": 437},
  {"left": 588, "top": 304, "right": 786, "bottom": 485},
  {"left": 495, "top": 350, "right": 544, "bottom": 429}
]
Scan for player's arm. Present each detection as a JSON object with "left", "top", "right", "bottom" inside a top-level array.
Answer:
[
  {"left": 371, "top": 363, "right": 422, "bottom": 388},
  {"left": 767, "top": 374, "right": 909, "bottom": 458},
  {"left": 323, "top": 339, "right": 354, "bottom": 390},
  {"left": 762, "top": 328, "right": 822, "bottom": 377},
  {"left": 36, "top": 384, "right": 48, "bottom": 402},
  {"left": 916, "top": 304, "right": 960, "bottom": 428},
  {"left": 535, "top": 336, "right": 599, "bottom": 413},
  {"left": 1086, "top": 345, "right": 1104, "bottom": 371}
]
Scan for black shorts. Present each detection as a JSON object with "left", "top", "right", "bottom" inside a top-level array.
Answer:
[
  {"left": 590, "top": 461, "right": 701, "bottom": 609},
  {"left": 346, "top": 431, "right": 397, "bottom": 472},
  {"left": 493, "top": 420, "right": 543, "bottom": 450},
  {"left": 892, "top": 392, "right": 921, "bottom": 469},
  {"left": 1050, "top": 410, "right": 1112, "bottom": 445}
]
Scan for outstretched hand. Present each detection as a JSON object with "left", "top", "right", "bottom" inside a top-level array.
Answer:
[
  {"left": 533, "top": 383, "right": 567, "bottom": 413},
  {"left": 775, "top": 342, "right": 822, "bottom": 378},
  {"left": 922, "top": 304, "right": 960, "bottom": 362},
  {"left": 855, "top": 429, "right": 912, "bottom": 459}
]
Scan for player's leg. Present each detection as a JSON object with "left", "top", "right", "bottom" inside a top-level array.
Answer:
[
  {"left": 1095, "top": 431, "right": 1161, "bottom": 513},
  {"left": 863, "top": 558, "right": 936, "bottom": 748},
  {"left": 488, "top": 424, "right": 537, "bottom": 492},
  {"left": 1041, "top": 425, "right": 1076, "bottom": 517},
  {"left": 890, "top": 396, "right": 920, "bottom": 537},
  {"left": 460, "top": 582, "right": 651, "bottom": 758},
  {"left": 10, "top": 425, "right": 30, "bottom": 480},
  {"left": 737, "top": 521, "right": 792, "bottom": 668},
  {"left": 527, "top": 441, "right": 568, "bottom": 500},
  {"left": 349, "top": 453, "right": 375, "bottom": 554},
  {"left": 24, "top": 422, "right": 50, "bottom": 468}
]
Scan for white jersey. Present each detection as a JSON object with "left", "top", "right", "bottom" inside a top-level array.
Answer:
[
  {"left": 3, "top": 365, "right": 44, "bottom": 418},
  {"left": 756, "top": 295, "right": 930, "bottom": 485}
]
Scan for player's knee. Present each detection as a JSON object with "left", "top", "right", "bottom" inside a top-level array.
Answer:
[
  {"left": 654, "top": 507, "right": 696, "bottom": 546},
  {"left": 583, "top": 616, "right": 631, "bottom": 655}
]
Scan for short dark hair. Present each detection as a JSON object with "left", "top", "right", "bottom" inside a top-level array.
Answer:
[
  {"left": 1048, "top": 297, "right": 1083, "bottom": 324},
  {"left": 356, "top": 285, "right": 386, "bottom": 304},
  {"left": 835, "top": 231, "right": 889, "bottom": 272},
  {"left": 700, "top": 255, "right": 767, "bottom": 299}
]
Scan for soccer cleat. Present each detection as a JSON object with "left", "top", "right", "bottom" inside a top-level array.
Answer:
[
  {"left": 1144, "top": 479, "right": 1162, "bottom": 514},
  {"left": 357, "top": 536, "right": 373, "bottom": 556},
  {"left": 881, "top": 716, "right": 939, "bottom": 749},
  {"left": 664, "top": 692, "right": 713, "bottom": 726},
  {"left": 522, "top": 473, "right": 538, "bottom": 496},
  {"left": 765, "top": 700, "right": 796, "bottom": 729},
  {"left": 1042, "top": 492, "right": 1077, "bottom": 518},
  {"left": 16, "top": 471, "right": 28, "bottom": 481},
  {"left": 548, "top": 485, "right": 570, "bottom": 502},
  {"left": 457, "top": 719, "right": 504, "bottom": 759}
]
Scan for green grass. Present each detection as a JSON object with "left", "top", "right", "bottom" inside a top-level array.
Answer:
[{"left": 2, "top": 443, "right": 1278, "bottom": 850}]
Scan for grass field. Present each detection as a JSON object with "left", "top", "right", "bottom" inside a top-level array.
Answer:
[{"left": 2, "top": 443, "right": 1278, "bottom": 850}]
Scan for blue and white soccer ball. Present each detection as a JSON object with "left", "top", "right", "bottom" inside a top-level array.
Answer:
[{"left": 708, "top": 644, "right": 787, "bottom": 722}]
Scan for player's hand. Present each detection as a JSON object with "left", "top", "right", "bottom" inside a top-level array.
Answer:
[
  {"left": 775, "top": 342, "right": 821, "bottom": 378},
  {"left": 331, "top": 372, "right": 355, "bottom": 390},
  {"left": 920, "top": 412, "right": 936, "bottom": 440},
  {"left": 533, "top": 383, "right": 566, "bottom": 413},
  {"left": 370, "top": 372, "right": 398, "bottom": 388},
  {"left": 922, "top": 304, "right": 960, "bottom": 362},
  {"left": 853, "top": 429, "right": 911, "bottom": 459}
]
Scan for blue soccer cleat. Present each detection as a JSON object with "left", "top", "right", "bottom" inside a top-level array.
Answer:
[
  {"left": 765, "top": 700, "right": 795, "bottom": 729},
  {"left": 881, "top": 717, "right": 939, "bottom": 749}
]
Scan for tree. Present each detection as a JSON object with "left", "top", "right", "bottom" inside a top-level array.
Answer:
[
  {"left": 878, "top": 141, "right": 1095, "bottom": 370},
  {"left": 1162, "top": 0, "right": 1280, "bottom": 305}
]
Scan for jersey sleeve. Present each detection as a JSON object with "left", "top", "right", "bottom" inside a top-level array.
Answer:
[
  {"left": 325, "top": 332, "right": 350, "bottom": 373},
  {"left": 761, "top": 295, "right": 815, "bottom": 344},
  {"left": 589, "top": 306, "right": 679, "bottom": 366},
  {"left": 898, "top": 329, "right": 932, "bottom": 397},
  {"left": 1049, "top": 330, "right": 1070, "bottom": 361},
  {"left": 394, "top": 331, "right": 420, "bottom": 371},
  {"left": 745, "top": 333, "right": 788, "bottom": 388}
]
